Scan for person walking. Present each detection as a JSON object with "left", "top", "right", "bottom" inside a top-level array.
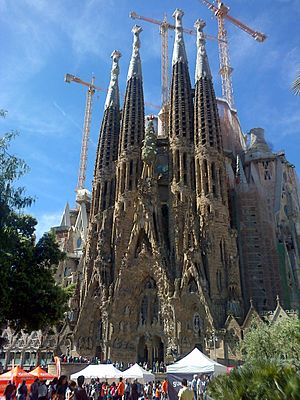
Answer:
[
  {"left": 129, "top": 380, "right": 138, "bottom": 400},
  {"left": 65, "top": 381, "right": 76, "bottom": 400},
  {"left": 116, "top": 378, "right": 125, "bottom": 400},
  {"left": 16, "top": 380, "right": 28, "bottom": 400},
  {"left": 56, "top": 376, "right": 68, "bottom": 400},
  {"left": 191, "top": 375, "right": 197, "bottom": 400},
  {"left": 74, "top": 376, "right": 88, "bottom": 400},
  {"left": 4, "top": 381, "right": 16, "bottom": 400},
  {"left": 178, "top": 379, "right": 193, "bottom": 400},
  {"left": 161, "top": 379, "right": 168, "bottom": 400},
  {"left": 38, "top": 381, "right": 48, "bottom": 400}
]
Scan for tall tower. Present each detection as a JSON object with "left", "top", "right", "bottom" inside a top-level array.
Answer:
[
  {"left": 194, "top": 19, "right": 242, "bottom": 323},
  {"left": 113, "top": 25, "right": 145, "bottom": 267},
  {"left": 77, "top": 50, "right": 121, "bottom": 322},
  {"left": 169, "top": 9, "right": 196, "bottom": 278}
]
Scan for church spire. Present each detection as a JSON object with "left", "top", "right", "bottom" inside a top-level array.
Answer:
[
  {"left": 195, "top": 19, "right": 212, "bottom": 81},
  {"left": 105, "top": 50, "right": 121, "bottom": 110},
  {"left": 127, "top": 25, "right": 143, "bottom": 81},
  {"left": 172, "top": 9, "right": 188, "bottom": 66},
  {"left": 117, "top": 25, "right": 144, "bottom": 196}
]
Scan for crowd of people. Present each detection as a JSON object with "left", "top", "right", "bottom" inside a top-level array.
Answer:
[
  {"left": 3, "top": 376, "right": 169, "bottom": 400},
  {"left": 3, "top": 374, "right": 211, "bottom": 400}
]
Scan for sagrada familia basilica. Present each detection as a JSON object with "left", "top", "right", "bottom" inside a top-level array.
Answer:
[{"left": 1, "top": 9, "right": 299, "bottom": 369}]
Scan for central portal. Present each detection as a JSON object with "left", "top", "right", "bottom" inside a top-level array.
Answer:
[{"left": 137, "top": 335, "right": 164, "bottom": 365}]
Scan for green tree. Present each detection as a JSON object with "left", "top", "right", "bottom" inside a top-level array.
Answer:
[
  {"left": 207, "top": 361, "right": 300, "bottom": 400},
  {"left": 239, "top": 316, "right": 300, "bottom": 368},
  {"left": 0, "top": 125, "right": 69, "bottom": 333}
]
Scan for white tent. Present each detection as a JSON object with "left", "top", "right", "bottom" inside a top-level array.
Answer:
[
  {"left": 167, "top": 348, "right": 226, "bottom": 375},
  {"left": 122, "top": 363, "right": 155, "bottom": 383},
  {"left": 71, "top": 364, "right": 122, "bottom": 380}
]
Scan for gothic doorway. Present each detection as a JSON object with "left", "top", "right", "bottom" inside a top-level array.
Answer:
[{"left": 137, "top": 335, "right": 164, "bottom": 364}]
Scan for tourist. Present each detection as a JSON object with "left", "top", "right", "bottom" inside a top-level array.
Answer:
[
  {"left": 191, "top": 375, "right": 197, "bottom": 400},
  {"left": 178, "top": 379, "right": 193, "bottom": 400},
  {"left": 129, "top": 380, "right": 138, "bottom": 400},
  {"left": 161, "top": 379, "right": 168, "bottom": 400},
  {"left": 116, "top": 378, "right": 125, "bottom": 400},
  {"left": 100, "top": 382, "right": 108, "bottom": 400},
  {"left": 74, "top": 376, "right": 88, "bottom": 400},
  {"left": 108, "top": 382, "right": 117, "bottom": 400},
  {"left": 4, "top": 381, "right": 16, "bottom": 400},
  {"left": 124, "top": 381, "right": 130, "bottom": 400},
  {"left": 38, "top": 381, "right": 48, "bottom": 400},
  {"left": 65, "top": 381, "right": 76, "bottom": 400},
  {"left": 48, "top": 378, "right": 58, "bottom": 400},
  {"left": 16, "top": 380, "right": 28, "bottom": 400},
  {"left": 56, "top": 376, "right": 68, "bottom": 400},
  {"left": 154, "top": 384, "right": 161, "bottom": 400},
  {"left": 197, "top": 375, "right": 206, "bottom": 400}
]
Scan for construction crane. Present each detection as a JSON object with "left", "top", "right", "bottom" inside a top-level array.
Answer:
[
  {"left": 64, "top": 73, "right": 160, "bottom": 192},
  {"left": 130, "top": 11, "right": 220, "bottom": 107},
  {"left": 65, "top": 73, "right": 99, "bottom": 191},
  {"left": 201, "top": 0, "right": 267, "bottom": 109}
]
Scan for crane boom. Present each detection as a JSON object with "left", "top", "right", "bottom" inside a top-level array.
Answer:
[
  {"left": 65, "top": 74, "right": 96, "bottom": 191},
  {"left": 200, "top": 0, "right": 267, "bottom": 108},
  {"left": 130, "top": 10, "right": 220, "bottom": 108}
]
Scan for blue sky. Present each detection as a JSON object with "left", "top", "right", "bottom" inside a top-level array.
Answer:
[{"left": 1, "top": 0, "right": 300, "bottom": 237}]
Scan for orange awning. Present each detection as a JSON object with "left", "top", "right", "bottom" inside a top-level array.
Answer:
[
  {"left": 0, "top": 366, "right": 34, "bottom": 381},
  {"left": 29, "top": 366, "right": 55, "bottom": 380}
]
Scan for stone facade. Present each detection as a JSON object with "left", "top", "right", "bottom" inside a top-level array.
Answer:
[{"left": 1, "top": 9, "right": 300, "bottom": 370}]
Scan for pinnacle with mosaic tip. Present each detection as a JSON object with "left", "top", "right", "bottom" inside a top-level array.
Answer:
[
  {"left": 172, "top": 8, "right": 188, "bottom": 66},
  {"left": 195, "top": 18, "right": 212, "bottom": 81},
  {"left": 104, "top": 50, "right": 121, "bottom": 110},
  {"left": 127, "top": 25, "right": 143, "bottom": 81}
]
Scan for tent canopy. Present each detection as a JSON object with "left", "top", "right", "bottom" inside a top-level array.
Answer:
[
  {"left": 30, "top": 366, "right": 55, "bottom": 380},
  {"left": 122, "top": 364, "right": 155, "bottom": 383},
  {"left": 167, "top": 348, "right": 226, "bottom": 375},
  {"left": 71, "top": 364, "right": 122, "bottom": 380},
  {"left": 0, "top": 366, "right": 34, "bottom": 381}
]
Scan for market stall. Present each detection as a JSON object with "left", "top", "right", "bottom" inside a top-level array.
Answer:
[
  {"left": 167, "top": 348, "right": 226, "bottom": 400},
  {"left": 122, "top": 364, "right": 155, "bottom": 383}
]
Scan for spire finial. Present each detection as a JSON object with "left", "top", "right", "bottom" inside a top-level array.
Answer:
[
  {"left": 127, "top": 25, "right": 143, "bottom": 80},
  {"left": 104, "top": 50, "right": 121, "bottom": 110},
  {"left": 276, "top": 294, "right": 280, "bottom": 306},
  {"left": 172, "top": 8, "right": 188, "bottom": 66},
  {"left": 250, "top": 298, "right": 254, "bottom": 308},
  {"left": 195, "top": 18, "right": 212, "bottom": 81}
]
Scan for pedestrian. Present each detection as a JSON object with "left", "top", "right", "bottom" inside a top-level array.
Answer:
[
  {"left": 155, "top": 384, "right": 161, "bottom": 400},
  {"left": 161, "top": 379, "right": 168, "bottom": 400},
  {"left": 74, "top": 376, "right": 88, "bottom": 400},
  {"left": 30, "top": 378, "right": 40, "bottom": 400},
  {"left": 178, "top": 379, "right": 193, "bottom": 400},
  {"left": 48, "top": 378, "right": 58, "bottom": 400},
  {"left": 38, "top": 381, "right": 48, "bottom": 400},
  {"left": 124, "top": 380, "right": 130, "bottom": 400},
  {"left": 65, "top": 381, "right": 77, "bottom": 400},
  {"left": 4, "top": 381, "right": 16, "bottom": 400},
  {"left": 129, "top": 380, "right": 138, "bottom": 400},
  {"left": 116, "top": 378, "right": 125, "bottom": 400},
  {"left": 197, "top": 376, "right": 205, "bottom": 400},
  {"left": 16, "top": 380, "right": 28, "bottom": 400},
  {"left": 56, "top": 376, "right": 68, "bottom": 400},
  {"left": 191, "top": 375, "right": 197, "bottom": 400}
]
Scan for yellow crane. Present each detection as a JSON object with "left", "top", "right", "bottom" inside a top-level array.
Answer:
[
  {"left": 64, "top": 73, "right": 100, "bottom": 191},
  {"left": 130, "top": 11, "right": 220, "bottom": 107},
  {"left": 200, "top": 0, "right": 267, "bottom": 109}
]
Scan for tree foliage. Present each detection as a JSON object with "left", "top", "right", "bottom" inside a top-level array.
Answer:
[
  {"left": 0, "top": 127, "right": 69, "bottom": 333},
  {"left": 207, "top": 361, "right": 300, "bottom": 400},
  {"left": 239, "top": 316, "right": 300, "bottom": 368}
]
